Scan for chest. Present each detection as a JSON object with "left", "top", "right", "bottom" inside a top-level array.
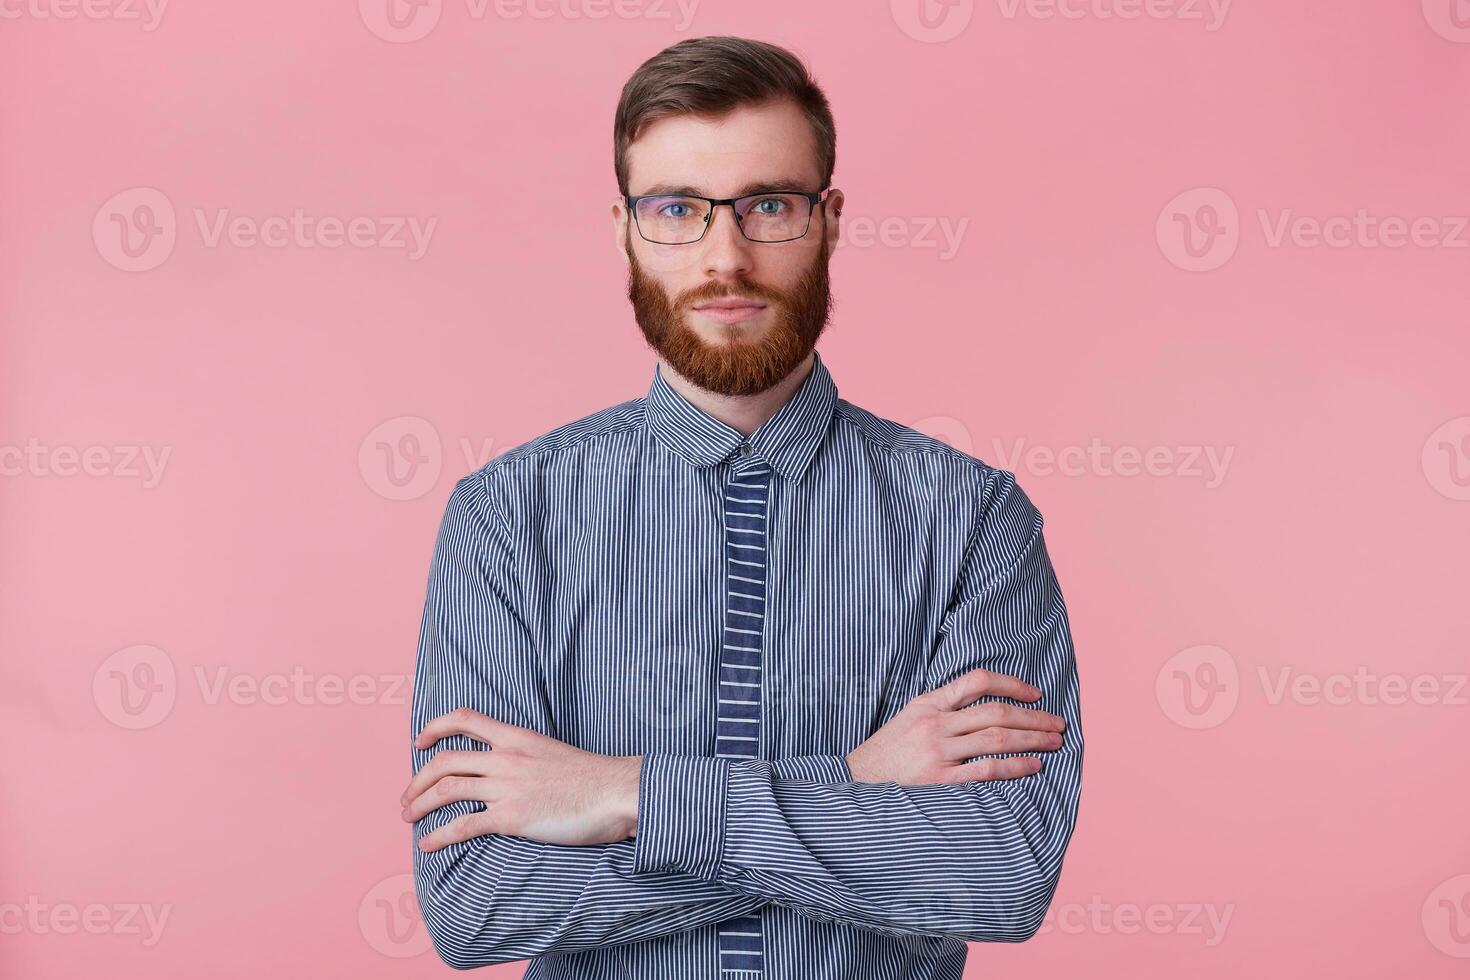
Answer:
[{"left": 514, "top": 461, "right": 967, "bottom": 758}]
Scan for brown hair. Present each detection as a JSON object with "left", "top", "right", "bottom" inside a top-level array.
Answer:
[{"left": 613, "top": 36, "right": 836, "bottom": 196}]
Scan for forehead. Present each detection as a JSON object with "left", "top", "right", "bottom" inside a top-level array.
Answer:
[{"left": 624, "top": 97, "right": 821, "bottom": 196}]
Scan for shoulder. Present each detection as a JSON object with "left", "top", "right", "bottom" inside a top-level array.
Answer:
[
  {"left": 476, "top": 394, "right": 647, "bottom": 478},
  {"left": 833, "top": 396, "right": 1041, "bottom": 545},
  {"left": 834, "top": 397, "right": 1019, "bottom": 494},
  {"left": 448, "top": 394, "right": 648, "bottom": 513}
]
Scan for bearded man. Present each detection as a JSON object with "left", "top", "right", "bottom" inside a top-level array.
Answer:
[{"left": 402, "top": 34, "right": 1084, "bottom": 980}]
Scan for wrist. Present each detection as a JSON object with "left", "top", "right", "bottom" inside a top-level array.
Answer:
[{"left": 616, "top": 754, "right": 643, "bottom": 840}]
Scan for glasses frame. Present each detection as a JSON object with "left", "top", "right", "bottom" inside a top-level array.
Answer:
[{"left": 625, "top": 188, "right": 832, "bottom": 245}]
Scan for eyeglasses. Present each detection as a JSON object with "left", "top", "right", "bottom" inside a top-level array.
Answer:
[{"left": 625, "top": 188, "right": 830, "bottom": 245}]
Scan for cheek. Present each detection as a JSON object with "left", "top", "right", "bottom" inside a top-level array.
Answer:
[
  {"left": 752, "top": 248, "right": 817, "bottom": 292},
  {"left": 635, "top": 240, "right": 705, "bottom": 279}
]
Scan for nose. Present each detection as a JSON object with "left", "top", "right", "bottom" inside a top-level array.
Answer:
[{"left": 700, "top": 202, "right": 754, "bottom": 280}]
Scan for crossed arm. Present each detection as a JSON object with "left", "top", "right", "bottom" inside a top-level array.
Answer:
[{"left": 406, "top": 467, "right": 1083, "bottom": 969}]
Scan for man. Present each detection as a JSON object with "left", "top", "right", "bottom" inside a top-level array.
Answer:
[{"left": 401, "top": 35, "right": 1083, "bottom": 979}]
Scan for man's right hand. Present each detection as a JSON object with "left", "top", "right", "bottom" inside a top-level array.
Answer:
[{"left": 844, "top": 668, "right": 1066, "bottom": 786}]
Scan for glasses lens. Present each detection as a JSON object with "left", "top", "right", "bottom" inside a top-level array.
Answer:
[
  {"left": 735, "top": 193, "right": 812, "bottom": 242},
  {"left": 634, "top": 196, "right": 712, "bottom": 244}
]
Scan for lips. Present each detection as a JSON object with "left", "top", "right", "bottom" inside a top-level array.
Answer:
[
  {"left": 689, "top": 296, "right": 768, "bottom": 325},
  {"left": 692, "top": 299, "right": 766, "bottom": 312},
  {"left": 691, "top": 298, "right": 765, "bottom": 325}
]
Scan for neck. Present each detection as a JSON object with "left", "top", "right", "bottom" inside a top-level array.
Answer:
[{"left": 657, "top": 351, "right": 816, "bottom": 437}]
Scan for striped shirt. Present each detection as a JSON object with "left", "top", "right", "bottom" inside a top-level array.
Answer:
[{"left": 409, "top": 349, "right": 1084, "bottom": 979}]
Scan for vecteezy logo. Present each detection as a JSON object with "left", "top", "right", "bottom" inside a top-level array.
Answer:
[
  {"left": 93, "top": 187, "right": 177, "bottom": 272},
  {"left": 1423, "top": 874, "right": 1470, "bottom": 957},
  {"left": 360, "top": 873, "right": 433, "bottom": 957},
  {"left": 1156, "top": 644, "right": 1238, "bottom": 729},
  {"left": 1156, "top": 187, "right": 1240, "bottom": 271},
  {"left": 359, "top": 0, "right": 442, "bottom": 42},
  {"left": 890, "top": 0, "right": 974, "bottom": 42},
  {"left": 1422, "top": 416, "right": 1470, "bottom": 501},
  {"left": 359, "top": 415, "right": 442, "bottom": 501},
  {"left": 1423, "top": 0, "right": 1470, "bottom": 42},
  {"left": 93, "top": 644, "right": 178, "bottom": 729}
]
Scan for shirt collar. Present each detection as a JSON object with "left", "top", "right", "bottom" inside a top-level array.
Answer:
[{"left": 645, "top": 349, "right": 839, "bottom": 485}]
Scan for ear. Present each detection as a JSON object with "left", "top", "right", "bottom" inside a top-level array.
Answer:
[
  {"left": 822, "top": 188, "right": 845, "bottom": 256},
  {"left": 611, "top": 198, "right": 630, "bottom": 265}
]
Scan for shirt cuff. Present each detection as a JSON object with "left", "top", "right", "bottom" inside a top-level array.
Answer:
[
  {"left": 632, "top": 754, "right": 731, "bottom": 880},
  {"left": 770, "top": 754, "right": 852, "bottom": 782}
]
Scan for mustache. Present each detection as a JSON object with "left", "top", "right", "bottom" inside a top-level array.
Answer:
[{"left": 677, "top": 280, "right": 784, "bottom": 308}]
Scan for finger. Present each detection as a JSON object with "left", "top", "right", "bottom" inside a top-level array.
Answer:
[
  {"left": 402, "top": 771, "right": 499, "bottom": 824},
  {"left": 412, "top": 707, "right": 530, "bottom": 753},
  {"left": 400, "top": 749, "right": 495, "bottom": 808},
  {"left": 417, "top": 809, "right": 500, "bottom": 853},
  {"left": 937, "top": 703, "right": 1066, "bottom": 736},
  {"left": 937, "top": 755, "right": 1045, "bottom": 784},
  {"left": 930, "top": 668, "right": 1041, "bottom": 712},
  {"left": 941, "top": 727, "right": 1064, "bottom": 761}
]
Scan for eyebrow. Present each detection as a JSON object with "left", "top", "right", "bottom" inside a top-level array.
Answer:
[{"left": 631, "top": 178, "right": 817, "bottom": 198}]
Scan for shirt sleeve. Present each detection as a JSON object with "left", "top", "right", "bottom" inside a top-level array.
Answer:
[
  {"left": 631, "top": 467, "right": 1084, "bottom": 943},
  {"left": 409, "top": 471, "right": 852, "bottom": 968}
]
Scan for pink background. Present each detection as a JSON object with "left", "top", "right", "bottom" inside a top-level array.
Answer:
[{"left": 3, "top": 1, "right": 1469, "bottom": 977}]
